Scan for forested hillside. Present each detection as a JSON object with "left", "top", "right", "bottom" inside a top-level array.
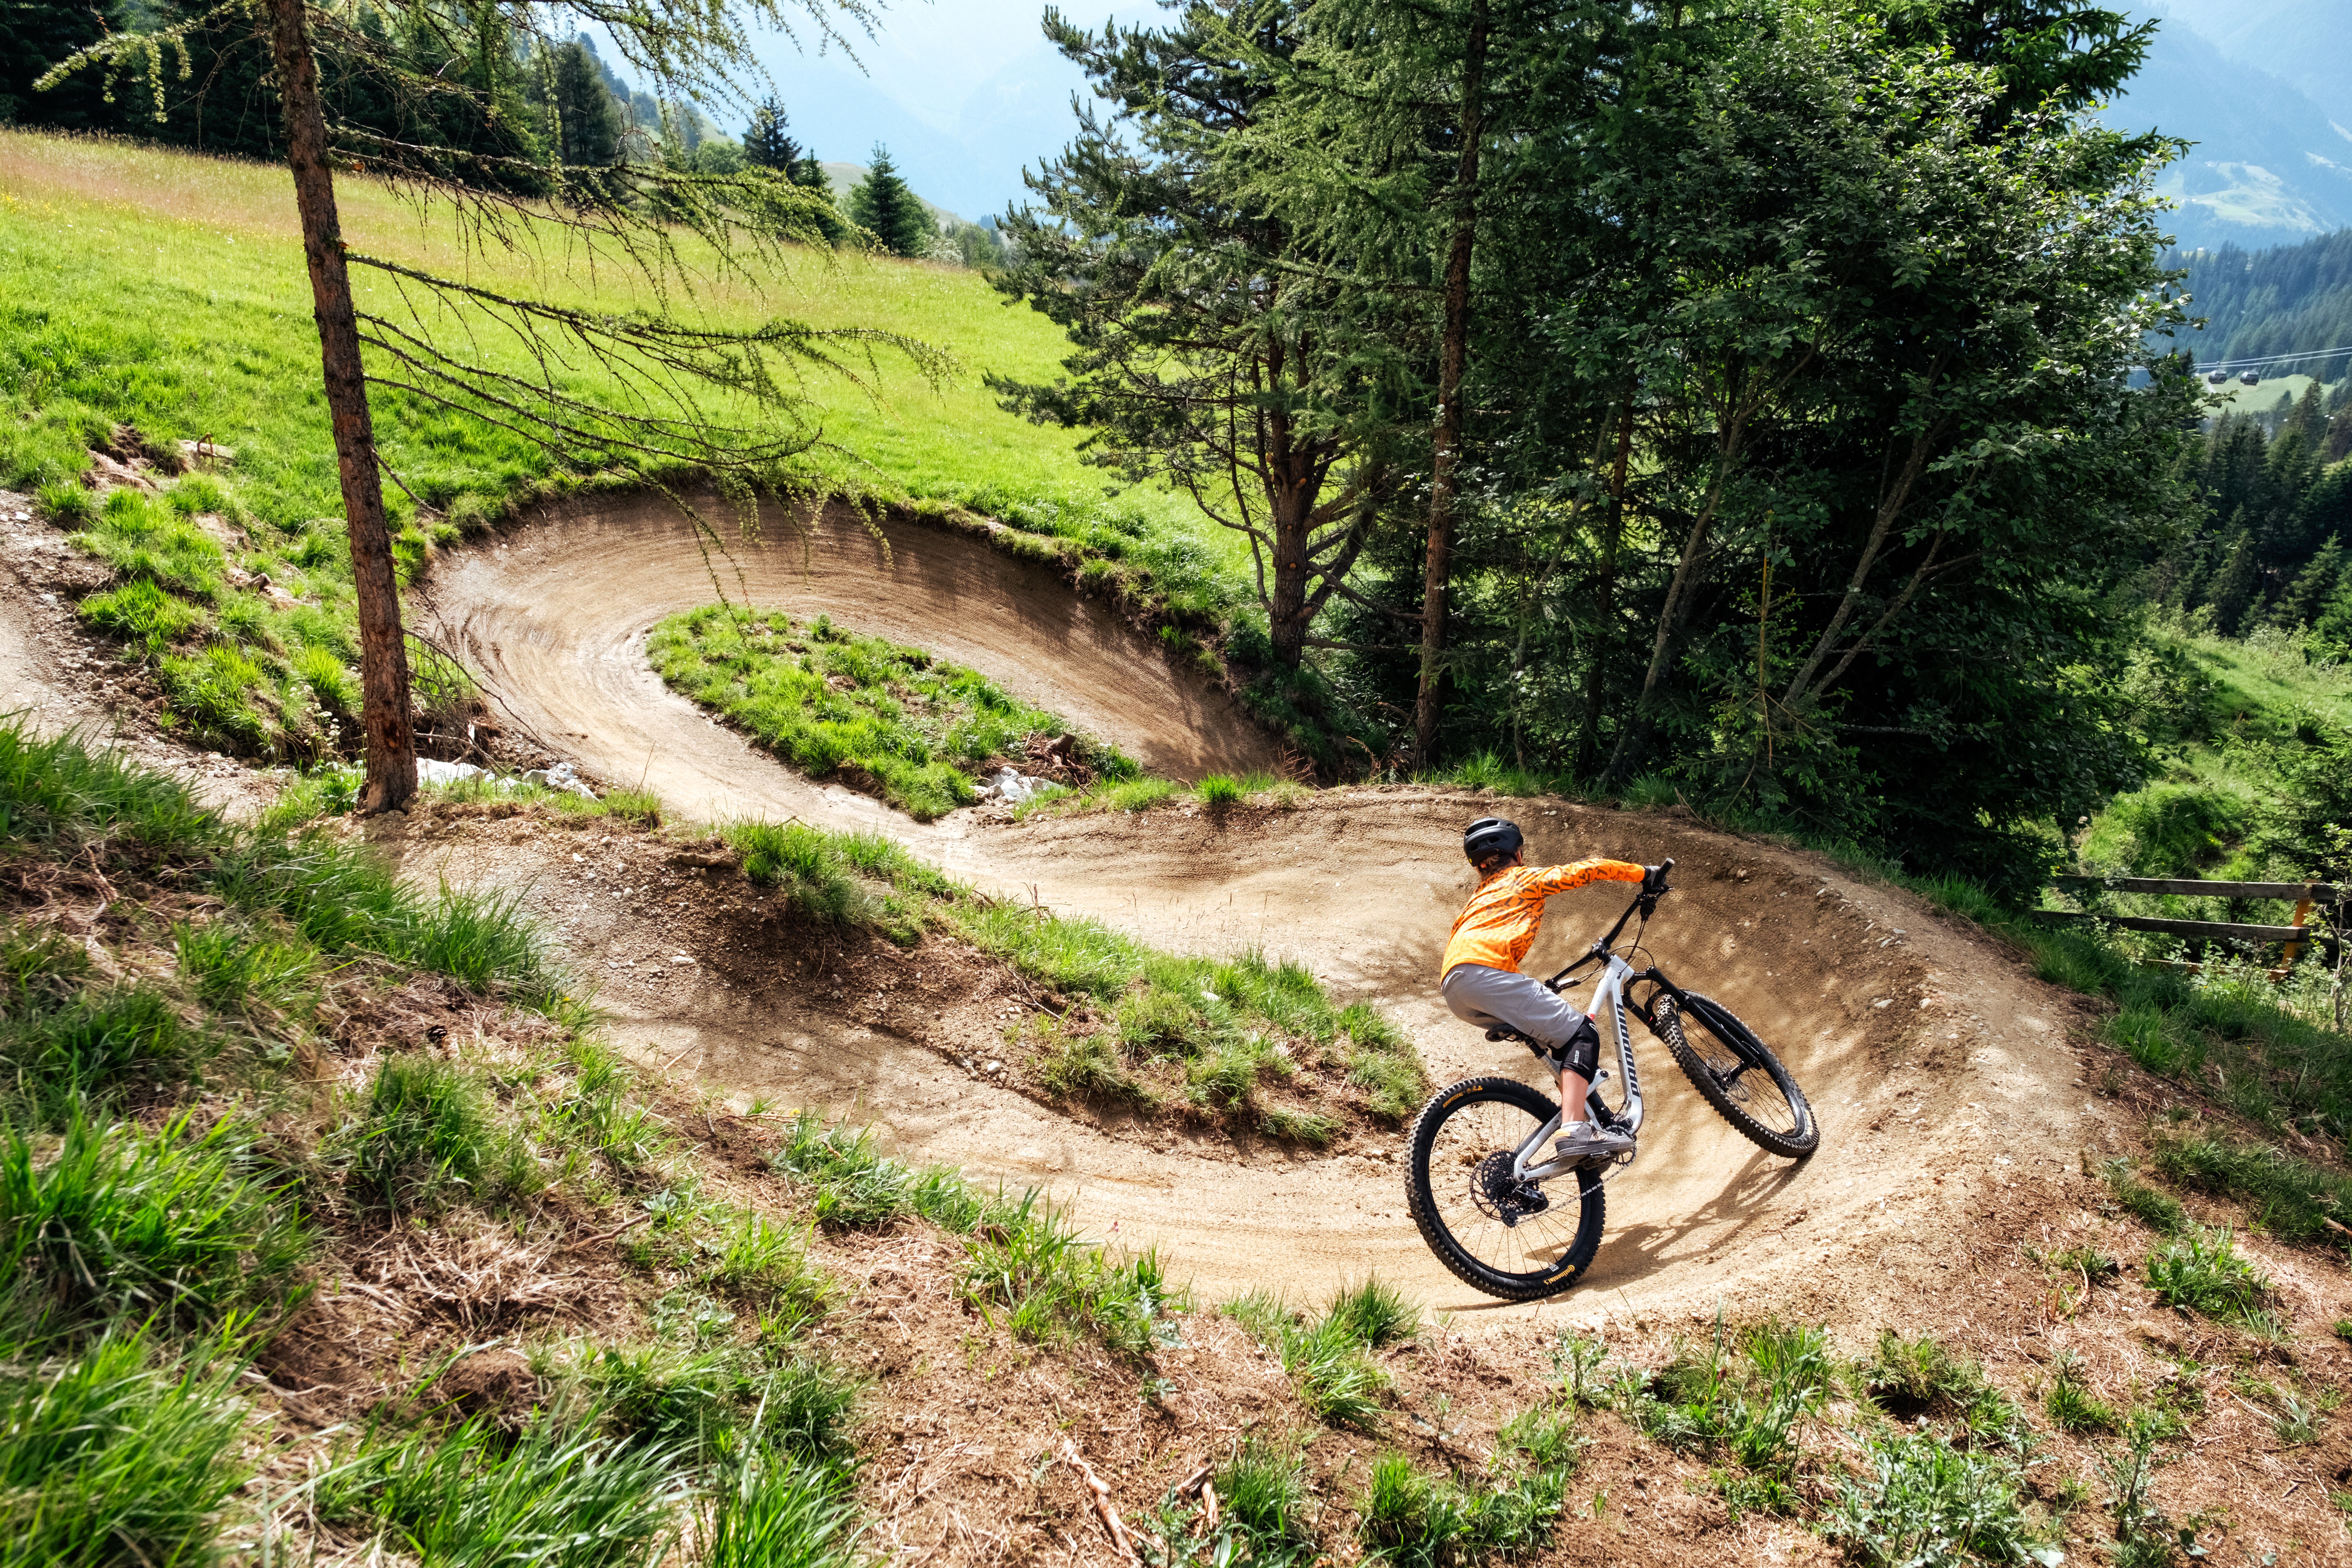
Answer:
[{"left": 2176, "top": 230, "right": 2352, "bottom": 376}]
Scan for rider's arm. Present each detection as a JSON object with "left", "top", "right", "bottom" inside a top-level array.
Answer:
[{"left": 1525, "top": 857, "right": 1647, "bottom": 896}]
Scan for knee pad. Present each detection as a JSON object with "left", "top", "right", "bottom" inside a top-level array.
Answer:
[{"left": 1537, "top": 1014, "right": 1600, "bottom": 1080}]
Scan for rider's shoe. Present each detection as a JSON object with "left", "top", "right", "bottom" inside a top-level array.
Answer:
[{"left": 1554, "top": 1121, "right": 1635, "bottom": 1165}]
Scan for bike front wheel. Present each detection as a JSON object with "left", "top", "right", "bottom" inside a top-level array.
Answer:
[
  {"left": 1406, "top": 1076, "right": 1607, "bottom": 1301},
  {"left": 1652, "top": 991, "right": 1818, "bottom": 1158}
]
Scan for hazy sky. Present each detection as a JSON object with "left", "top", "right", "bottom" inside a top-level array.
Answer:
[{"left": 737, "top": 0, "right": 1164, "bottom": 220}]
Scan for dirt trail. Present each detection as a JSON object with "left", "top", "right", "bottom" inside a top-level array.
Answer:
[
  {"left": 413, "top": 497, "right": 2131, "bottom": 1331},
  {"left": 420, "top": 493, "right": 1280, "bottom": 819}
]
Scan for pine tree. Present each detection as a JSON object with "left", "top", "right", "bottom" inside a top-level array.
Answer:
[
  {"left": 744, "top": 98, "right": 828, "bottom": 190},
  {"left": 2324, "top": 409, "right": 2352, "bottom": 465},
  {"left": 2273, "top": 535, "right": 2343, "bottom": 629},
  {"left": 846, "top": 144, "right": 933, "bottom": 257},
  {"left": 2288, "top": 379, "right": 2327, "bottom": 443},
  {"left": 744, "top": 97, "right": 796, "bottom": 168},
  {"left": 2204, "top": 524, "right": 2259, "bottom": 635},
  {"left": 527, "top": 39, "right": 624, "bottom": 166},
  {"left": 2318, "top": 572, "right": 2352, "bottom": 654}
]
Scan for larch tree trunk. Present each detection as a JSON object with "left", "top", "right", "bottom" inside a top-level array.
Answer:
[
  {"left": 1412, "top": 0, "right": 1489, "bottom": 765},
  {"left": 263, "top": 0, "right": 417, "bottom": 812}
]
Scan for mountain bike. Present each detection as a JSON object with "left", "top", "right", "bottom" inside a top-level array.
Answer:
[{"left": 1406, "top": 858, "right": 1819, "bottom": 1300}]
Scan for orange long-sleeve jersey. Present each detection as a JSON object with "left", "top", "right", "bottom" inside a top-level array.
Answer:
[{"left": 1440, "top": 858, "right": 1647, "bottom": 978}]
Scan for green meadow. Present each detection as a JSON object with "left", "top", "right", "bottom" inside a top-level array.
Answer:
[{"left": 0, "top": 130, "right": 1253, "bottom": 752}]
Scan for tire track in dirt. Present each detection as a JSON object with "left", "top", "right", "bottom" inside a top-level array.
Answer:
[{"left": 422, "top": 495, "right": 2135, "bottom": 1325}]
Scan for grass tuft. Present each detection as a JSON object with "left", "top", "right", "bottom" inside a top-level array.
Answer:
[
  {"left": 2041, "top": 1351, "right": 2118, "bottom": 1435},
  {"left": 345, "top": 1055, "right": 503, "bottom": 1214},
  {"left": 0, "top": 1325, "right": 253, "bottom": 1568},
  {"left": 0, "top": 1109, "right": 311, "bottom": 1339},
  {"left": 319, "top": 1405, "right": 691, "bottom": 1568},
  {"left": 2149, "top": 1132, "right": 2352, "bottom": 1254},
  {"left": 1193, "top": 774, "right": 1245, "bottom": 806},
  {"left": 651, "top": 605, "right": 1135, "bottom": 821},
  {"left": 1225, "top": 1279, "right": 1416, "bottom": 1428},
  {"left": 2144, "top": 1225, "right": 2278, "bottom": 1334}
]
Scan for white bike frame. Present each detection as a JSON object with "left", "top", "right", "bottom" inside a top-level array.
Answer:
[{"left": 1506, "top": 950, "right": 1647, "bottom": 1185}]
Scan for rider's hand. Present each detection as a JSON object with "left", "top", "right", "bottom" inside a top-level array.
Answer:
[{"left": 1642, "top": 863, "right": 1667, "bottom": 894}]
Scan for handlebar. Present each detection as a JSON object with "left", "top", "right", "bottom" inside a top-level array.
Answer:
[{"left": 1546, "top": 857, "right": 1675, "bottom": 987}]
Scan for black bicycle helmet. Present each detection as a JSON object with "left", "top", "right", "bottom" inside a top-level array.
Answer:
[{"left": 1462, "top": 816, "right": 1524, "bottom": 868}]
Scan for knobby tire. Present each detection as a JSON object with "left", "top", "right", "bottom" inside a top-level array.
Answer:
[
  {"left": 1652, "top": 991, "right": 1818, "bottom": 1158},
  {"left": 1406, "top": 1076, "right": 1607, "bottom": 1301}
]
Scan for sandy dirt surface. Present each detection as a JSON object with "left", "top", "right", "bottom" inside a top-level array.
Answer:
[
  {"left": 9, "top": 482, "right": 2350, "bottom": 1555},
  {"left": 0, "top": 491, "right": 2314, "bottom": 1345},
  {"left": 417, "top": 493, "right": 1282, "bottom": 825},
  {"left": 401, "top": 497, "right": 2150, "bottom": 1334}
]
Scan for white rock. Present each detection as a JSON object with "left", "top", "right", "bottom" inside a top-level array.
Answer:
[{"left": 417, "top": 758, "right": 487, "bottom": 786}]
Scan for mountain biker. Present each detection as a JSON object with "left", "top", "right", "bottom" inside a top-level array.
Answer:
[{"left": 1441, "top": 817, "right": 1657, "bottom": 1164}]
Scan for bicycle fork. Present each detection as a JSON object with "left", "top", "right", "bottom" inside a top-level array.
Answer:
[{"left": 1508, "top": 953, "right": 1646, "bottom": 1185}]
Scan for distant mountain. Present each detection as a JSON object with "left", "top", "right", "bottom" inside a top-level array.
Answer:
[
  {"left": 2153, "top": 0, "right": 2350, "bottom": 121},
  {"left": 2103, "top": 17, "right": 2352, "bottom": 251}
]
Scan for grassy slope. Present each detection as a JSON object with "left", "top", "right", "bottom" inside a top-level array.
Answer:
[
  {"left": 0, "top": 130, "right": 1257, "bottom": 753},
  {"left": 2077, "top": 620, "right": 2352, "bottom": 910},
  {"left": 0, "top": 716, "right": 1214, "bottom": 1565}
]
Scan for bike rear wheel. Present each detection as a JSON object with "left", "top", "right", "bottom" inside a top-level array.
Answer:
[
  {"left": 1406, "top": 1076, "right": 1607, "bottom": 1301},
  {"left": 1652, "top": 991, "right": 1818, "bottom": 1158}
]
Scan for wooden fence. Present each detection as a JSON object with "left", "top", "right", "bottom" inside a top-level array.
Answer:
[{"left": 2035, "top": 876, "right": 2344, "bottom": 965}]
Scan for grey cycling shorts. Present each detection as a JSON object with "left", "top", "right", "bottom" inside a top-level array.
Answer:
[{"left": 1441, "top": 963, "right": 1600, "bottom": 1076}]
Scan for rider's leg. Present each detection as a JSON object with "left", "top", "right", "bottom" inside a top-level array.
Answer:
[
  {"left": 1441, "top": 964, "right": 1600, "bottom": 1109},
  {"left": 1556, "top": 1062, "right": 1592, "bottom": 1118}
]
